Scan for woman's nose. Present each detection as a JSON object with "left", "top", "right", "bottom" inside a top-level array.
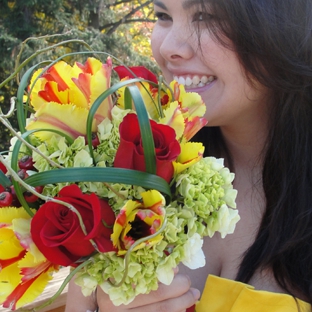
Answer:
[{"left": 159, "top": 26, "right": 194, "bottom": 62}]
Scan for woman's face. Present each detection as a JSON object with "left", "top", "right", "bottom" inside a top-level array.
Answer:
[{"left": 151, "top": 0, "right": 269, "bottom": 128}]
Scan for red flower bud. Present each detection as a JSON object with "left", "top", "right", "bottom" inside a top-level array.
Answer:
[
  {"left": 8, "top": 185, "right": 20, "bottom": 207},
  {"left": 23, "top": 192, "right": 37, "bottom": 203},
  {"left": 0, "top": 191, "right": 13, "bottom": 207},
  {"left": 23, "top": 186, "right": 44, "bottom": 203},
  {"left": 17, "top": 169, "right": 29, "bottom": 180},
  {"left": 91, "top": 132, "right": 100, "bottom": 148},
  {"left": 85, "top": 132, "right": 100, "bottom": 148},
  {"left": 18, "top": 155, "right": 35, "bottom": 170}
]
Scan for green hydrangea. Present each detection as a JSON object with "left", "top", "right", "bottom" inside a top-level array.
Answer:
[
  {"left": 174, "top": 157, "right": 238, "bottom": 237},
  {"left": 96, "top": 106, "right": 130, "bottom": 167},
  {"left": 76, "top": 244, "right": 167, "bottom": 306},
  {"left": 31, "top": 136, "right": 94, "bottom": 197}
]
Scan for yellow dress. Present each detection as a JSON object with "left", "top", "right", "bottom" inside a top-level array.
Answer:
[{"left": 195, "top": 275, "right": 311, "bottom": 312}]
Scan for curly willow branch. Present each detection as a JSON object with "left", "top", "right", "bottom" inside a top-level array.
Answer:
[
  {"left": 0, "top": 98, "right": 63, "bottom": 169},
  {"left": 0, "top": 37, "right": 93, "bottom": 88}
]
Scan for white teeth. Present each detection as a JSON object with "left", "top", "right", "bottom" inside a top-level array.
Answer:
[
  {"left": 173, "top": 75, "right": 215, "bottom": 88},
  {"left": 185, "top": 76, "right": 193, "bottom": 86},
  {"left": 201, "top": 75, "right": 208, "bottom": 84},
  {"left": 193, "top": 75, "right": 200, "bottom": 85},
  {"left": 178, "top": 76, "right": 186, "bottom": 85}
]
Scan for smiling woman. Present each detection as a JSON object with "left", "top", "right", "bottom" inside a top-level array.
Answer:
[{"left": 65, "top": 0, "right": 312, "bottom": 311}]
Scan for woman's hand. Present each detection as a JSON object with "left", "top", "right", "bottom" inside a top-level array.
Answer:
[
  {"left": 96, "top": 271, "right": 200, "bottom": 312},
  {"left": 65, "top": 277, "right": 98, "bottom": 312}
]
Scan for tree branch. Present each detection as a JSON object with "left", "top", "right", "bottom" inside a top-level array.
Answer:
[
  {"left": 100, "top": 18, "right": 156, "bottom": 32},
  {"left": 101, "top": 0, "right": 154, "bottom": 35}
]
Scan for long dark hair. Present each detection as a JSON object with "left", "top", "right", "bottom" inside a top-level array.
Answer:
[{"left": 195, "top": 0, "right": 312, "bottom": 303}]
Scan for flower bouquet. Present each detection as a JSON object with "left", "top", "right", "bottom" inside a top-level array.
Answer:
[{"left": 0, "top": 43, "right": 240, "bottom": 311}]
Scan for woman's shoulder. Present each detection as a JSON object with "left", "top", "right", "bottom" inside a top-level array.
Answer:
[{"left": 196, "top": 275, "right": 311, "bottom": 312}]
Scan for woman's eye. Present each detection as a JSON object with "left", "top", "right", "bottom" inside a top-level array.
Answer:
[
  {"left": 192, "top": 12, "right": 213, "bottom": 22},
  {"left": 155, "top": 12, "right": 172, "bottom": 22}
]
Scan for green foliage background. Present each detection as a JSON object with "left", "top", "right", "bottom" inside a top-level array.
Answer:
[{"left": 0, "top": 0, "right": 159, "bottom": 150}]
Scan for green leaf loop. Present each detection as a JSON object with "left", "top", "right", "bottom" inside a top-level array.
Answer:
[
  {"left": 124, "top": 85, "right": 156, "bottom": 174},
  {"left": 85, "top": 77, "right": 147, "bottom": 161},
  {"left": 24, "top": 167, "right": 172, "bottom": 202},
  {"left": 16, "top": 61, "right": 52, "bottom": 132}
]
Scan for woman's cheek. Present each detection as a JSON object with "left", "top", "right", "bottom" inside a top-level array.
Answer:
[{"left": 151, "top": 27, "right": 167, "bottom": 77}]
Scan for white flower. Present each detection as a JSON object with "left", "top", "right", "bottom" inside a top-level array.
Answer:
[
  {"left": 181, "top": 233, "right": 206, "bottom": 269},
  {"left": 156, "top": 255, "right": 176, "bottom": 285},
  {"left": 223, "top": 188, "right": 238, "bottom": 208},
  {"left": 216, "top": 204, "right": 240, "bottom": 238}
]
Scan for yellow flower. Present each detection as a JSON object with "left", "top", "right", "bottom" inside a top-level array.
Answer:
[
  {"left": 26, "top": 57, "right": 113, "bottom": 140},
  {"left": 116, "top": 79, "right": 166, "bottom": 120},
  {"left": 111, "top": 190, "right": 166, "bottom": 255},
  {"left": 173, "top": 142, "right": 205, "bottom": 175},
  {"left": 0, "top": 207, "right": 59, "bottom": 310},
  {"left": 160, "top": 81, "right": 207, "bottom": 142}
]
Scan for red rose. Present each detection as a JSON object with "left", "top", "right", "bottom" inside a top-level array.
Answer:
[
  {"left": 30, "top": 184, "right": 116, "bottom": 266},
  {"left": 114, "top": 113, "right": 181, "bottom": 182},
  {"left": 114, "top": 65, "right": 158, "bottom": 84}
]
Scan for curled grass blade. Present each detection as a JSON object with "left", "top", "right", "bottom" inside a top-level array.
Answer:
[
  {"left": 25, "top": 167, "right": 172, "bottom": 202},
  {"left": 16, "top": 61, "right": 52, "bottom": 132},
  {"left": 124, "top": 85, "right": 156, "bottom": 174},
  {"left": 85, "top": 78, "right": 146, "bottom": 161}
]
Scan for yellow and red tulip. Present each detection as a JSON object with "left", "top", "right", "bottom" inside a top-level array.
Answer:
[
  {"left": 160, "top": 81, "right": 208, "bottom": 142},
  {"left": 26, "top": 57, "right": 113, "bottom": 141},
  {"left": 173, "top": 142, "right": 205, "bottom": 175},
  {"left": 0, "top": 207, "right": 59, "bottom": 310},
  {"left": 111, "top": 190, "right": 166, "bottom": 255}
]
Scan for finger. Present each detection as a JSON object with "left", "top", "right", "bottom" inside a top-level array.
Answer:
[
  {"left": 96, "top": 287, "right": 125, "bottom": 312},
  {"left": 125, "top": 273, "right": 192, "bottom": 308},
  {"left": 96, "top": 274, "right": 196, "bottom": 311},
  {"left": 131, "top": 288, "right": 200, "bottom": 312},
  {"left": 65, "top": 278, "right": 97, "bottom": 312},
  {"left": 97, "top": 274, "right": 192, "bottom": 311},
  {"left": 173, "top": 266, "right": 179, "bottom": 274}
]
